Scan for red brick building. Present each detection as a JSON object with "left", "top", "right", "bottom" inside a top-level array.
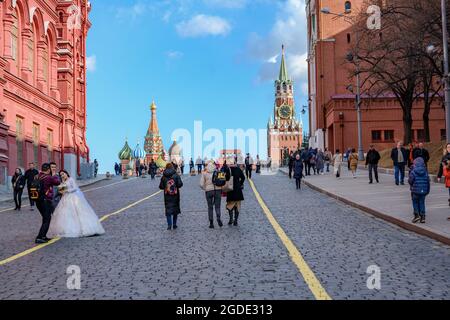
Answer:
[
  {"left": 306, "top": 0, "right": 445, "bottom": 153},
  {"left": 0, "top": 0, "right": 91, "bottom": 189}
]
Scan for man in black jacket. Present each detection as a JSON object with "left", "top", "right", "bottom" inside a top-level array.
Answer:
[
  {"left": 365, "top": 145, "right": 381, "bottom": 184},
  {"left": 24, "top": 162, "right": 39, "bottom": 211},
  {"left": 288, "top": 151, "right": 295, "bottom": 179},
  {"left": 412, "top": 143, "right": 430, "bottom": 167},
  {"left": 390, "top": 141, "right": 409, "bottom": 185}
]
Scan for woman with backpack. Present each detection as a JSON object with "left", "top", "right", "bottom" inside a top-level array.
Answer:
[
  {"left": 159, "top": 163, "right": 183, "bottom": 230},
  {"left": 200, "top": 160, "right": 230, "bottom": 229},
  {"left": 12, "top": 168, "right": 26, "bottom": 211},
  {"left": 226, "top": 157, "right": 245, "bottom": 226}
]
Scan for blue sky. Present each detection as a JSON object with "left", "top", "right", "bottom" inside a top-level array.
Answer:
[{"left": 85, "top": 0, "right": 308, "bottom": 173}]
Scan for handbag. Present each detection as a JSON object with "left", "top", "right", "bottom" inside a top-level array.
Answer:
[{"left": 222, "top": 176, "right": 234, "bottom": 193}]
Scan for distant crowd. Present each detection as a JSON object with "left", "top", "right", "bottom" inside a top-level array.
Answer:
[{"left": 283, "top": 141, "right": 450, "bottom": 224}]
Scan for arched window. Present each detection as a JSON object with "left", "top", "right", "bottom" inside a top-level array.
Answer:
[
  {"left": 11, "top": 10, "right": 19, "bottom": 73},
  {"left": 345, "top": 1, "right": 352, "bottom": 13},
  {"left": 42, "top": 48, "right": 48, "bottom": 86},
  {"left": 283, "top": 83, "right": 287, "bottom": 92}
]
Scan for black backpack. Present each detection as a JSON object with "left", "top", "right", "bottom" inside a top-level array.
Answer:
[
  {"left": 29, "top": 178, "right": 44, "bottom": 201},
  {"left": 212, "top": 170, "right": 227, "bottom": 187}
]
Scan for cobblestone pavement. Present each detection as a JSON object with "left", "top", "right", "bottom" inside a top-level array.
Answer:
[
  {"left": 251, "top": 173, "right": 450, "bottom": 300},
  {"left": 0, "top": 173, "right": 449, "bottom": 300}
]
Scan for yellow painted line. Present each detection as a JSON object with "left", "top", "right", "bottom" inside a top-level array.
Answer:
[
  {"left": 0, "top": 190, "right": 162, "bottom": 267},
  {"left": 249, "top": 179, "right": 332, "bottom": 300},
  {"left": 99, "top": 190, "right": 162, "bottom": 222},
  {"left": 0, "top": 238, "right": 61, "bottom": 266}
]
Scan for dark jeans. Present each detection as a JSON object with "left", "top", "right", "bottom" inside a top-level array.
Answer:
[
  {"left": 166, "top": 214, "right": 178, "bottom": 227},
  {"left": 245, "top": 166, "right": 252, "bottom": 179},
  {"left": 412, "top": 194, "right": 426, "bottom": 216},
  {"left": 295, "top": 178, "right": 302, "bottom": 189},
  {"left": 394, "top": 164, "right": 406, "bottom": 184},
  {"left": 303, "top": 161, "right": 309, "bottom": 176},
  {"left": 13, "top": 188, "right": 23, "bottom": 209},
  {"left": 206, "top": 190, "right": 222, "bottom": 221},
  {"left": 368, "top": 164, "right": 379, "bottom": 183},
  {"left": 197, "top": 165, "right": 202, "bottom": 174},
  {"left": 256, "top": 165, "right": 261, "bottom": 173},
  {"left": 36, "top": 200, "right": 55, "bottom": 239},
  {"left": 326, "top": 163, "right": 330, "bottom": 172},
  {"left": 27, "top": 186, "right": 35, "bottom": 207}
]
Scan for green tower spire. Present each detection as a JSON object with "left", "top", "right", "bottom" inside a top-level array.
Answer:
[{"left": 278, "top": 44, "right": 289, "bottom": 82}]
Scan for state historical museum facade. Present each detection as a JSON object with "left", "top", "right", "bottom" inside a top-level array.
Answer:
[{"left": 0, "top": 0, "right": 91, "bottom": 189}]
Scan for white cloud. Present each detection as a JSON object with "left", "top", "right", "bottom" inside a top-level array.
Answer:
[
  {"left": 203, "top": 0, "right": 248, "bottom": 9},
  {"left": 86, "top": 55, "right": 96, "bottom": 72},
  {"left": 247, "top": 0, "right": 308, "bottom": 85},
  {"left": 166, "top": 50, "right": 184, "bottom": 59},
  {"left": 115, "top": 2, "right": 148, "bottom": 21},
  {"left": 176, "top": 14, "right": 232, "bottom": 38},
  {"left": 267, "top": 54, "right": 279, "bottom": 64}
]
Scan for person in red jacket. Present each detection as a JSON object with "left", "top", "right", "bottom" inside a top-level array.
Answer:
[{"left": 443, "top": 161, "right": 450, "bottom": 221}]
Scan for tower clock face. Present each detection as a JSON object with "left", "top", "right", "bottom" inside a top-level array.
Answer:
[{"left": 278, "top": 105, "right": 292, "bottom": 119}]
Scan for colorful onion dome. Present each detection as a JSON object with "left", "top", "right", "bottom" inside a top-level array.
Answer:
[
  {"left": 118, "top": 140, "right": 132, "bottom": 161},
  {"left": 133, "top": 143, "right": 145, "bottom": 159}
]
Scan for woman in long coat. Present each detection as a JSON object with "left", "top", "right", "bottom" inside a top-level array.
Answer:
[
  {"left": 315, "top": 149, "right": 325, "bottom": 175},
  {"left": 226, "top": 157, "right": 246, "bottom": 226},
  {"left": 159, "top": 163, "right": 183, "bottom": 230},
  {"left": 332, "top": 149, "right": 343, "bottom": 178}
]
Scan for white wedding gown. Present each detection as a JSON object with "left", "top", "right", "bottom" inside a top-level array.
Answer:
[{"left": 48, "top": 178, "right": 105, "bottom": 238}]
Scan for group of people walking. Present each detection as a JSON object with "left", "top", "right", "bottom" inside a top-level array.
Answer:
[
  {"left": 287, "top": 148, "right": 333, "bottom": 180},
  {"left": 159, "top": 156, "right": 246, "bottom": 230}
]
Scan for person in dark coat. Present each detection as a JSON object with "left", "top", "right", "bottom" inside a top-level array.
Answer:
[
  {"left": 300, "top": 149, "right": 309, "bottom": 176},
  {"left": 437, "top": 143, "right": 450, "bottom": 183},
  {"left": 35, "top": 163, "right": 61, "bottom": 244},
  {"left": 288, "top": 151, "right": 295, "bottom": 179},
  {"left": 12, "top": 168, "right": 26, "bottom": 211},
  {"left": 148, "top": 159, "right": 157, "bottom": 179},
  {"left": 293, "top": 154, "right": 304, "bottom": 190},
  {"left": 390, "top": 141, "right": 409, "bottom": 185},
  {"left": 365, "top": 145, "right": 381, "bottom": 184},
  {"left": 189, "top": 158, "right": 194, "bottom": 174},
  {"left": 412, "top": 143, "right": 430, "bottom": 166},
  {"left": 226, "top": 157, "right": 246, "bottom": 226},
  {"left": 114, "top": 163, "right": 120, "bottom": 176},
  {"left": 159, "top": 163, "right": 183, "bottom": 230},
  {"left": 408, "top": 157, "right": 430, "bottom": 224},
  {"left": 24, "top": 162, "right": 39, "bottom": 211}
]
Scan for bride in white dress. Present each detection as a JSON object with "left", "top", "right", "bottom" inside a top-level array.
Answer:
[{"left": 48, "top": 170, "right": 105, "bottom": 238}]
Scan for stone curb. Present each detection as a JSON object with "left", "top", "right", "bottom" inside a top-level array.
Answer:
[{"left": 279, "top": 169, "right": 450, "bottom": 246}]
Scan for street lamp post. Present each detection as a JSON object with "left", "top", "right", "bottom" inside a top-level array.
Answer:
[
  {"left": 321, "top": 7, "right": 365, "bottom": 160},
  {"left": 441, "top": 0, "right": 450, "bottom": 143}
]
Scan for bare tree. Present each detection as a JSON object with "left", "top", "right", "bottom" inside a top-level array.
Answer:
[{"left": 349, "top": 0, "right": 447, "bottom": 144}]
